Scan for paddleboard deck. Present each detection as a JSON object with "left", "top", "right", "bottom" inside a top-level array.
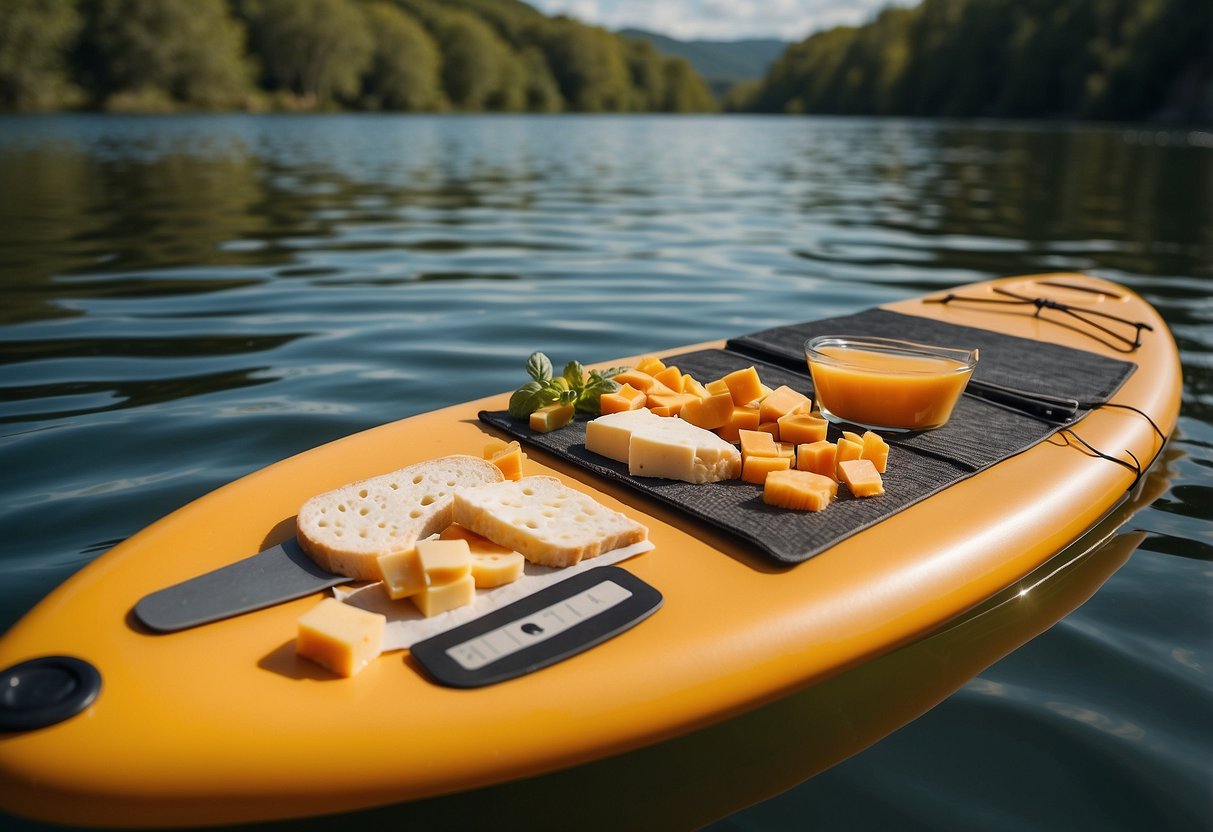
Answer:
[{"left": 0, "top": 274, "right": 1180, "bottom": 828}]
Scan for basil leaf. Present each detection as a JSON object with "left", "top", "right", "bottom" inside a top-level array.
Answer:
[
  {"left": 563, "top": 361, "right": 585, "bottom": 391},
  {"left": 526, "top": 352, "right": 552, "bottom": 382},
  {"left": 598, "top": 366, "right": 630, "bottom": 379},
  {"left": 509, "top": 381, "right": 550, "bottom": 419}
]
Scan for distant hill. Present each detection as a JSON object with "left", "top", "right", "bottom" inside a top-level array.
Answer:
[{"left": 619, "top": 28, "right": 788, "bottom": 95}]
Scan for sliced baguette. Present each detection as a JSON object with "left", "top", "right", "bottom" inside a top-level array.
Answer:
[
  {"left": 451, "top": 476, "right": 648, "bottom": 568},
  {"left": 296, "top": 455, "right": 504, "bottom": 580}
]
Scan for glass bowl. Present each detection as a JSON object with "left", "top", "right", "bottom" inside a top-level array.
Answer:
[{"left": 804, "top": 336, "right": 978, "bottom": 431}]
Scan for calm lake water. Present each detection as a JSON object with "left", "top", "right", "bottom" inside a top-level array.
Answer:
[{"left": 1, "top": 114, "right": 1210, "bottom": 830}]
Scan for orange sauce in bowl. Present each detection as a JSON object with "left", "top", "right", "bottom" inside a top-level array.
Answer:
[{"left": 808, "top": 343, "right": 976, "bottom": 431}]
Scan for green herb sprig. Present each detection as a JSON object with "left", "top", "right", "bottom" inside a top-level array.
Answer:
[{"left": 508, "top": 352, "right": 628, "bottom": 420}]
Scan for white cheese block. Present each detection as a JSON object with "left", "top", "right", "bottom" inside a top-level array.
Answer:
[
  {"left": 584, "top": 408, "right": 667, "bottom": 463},
  {"left": 628, "top": 418, "right": 741, "bottom": 483}
]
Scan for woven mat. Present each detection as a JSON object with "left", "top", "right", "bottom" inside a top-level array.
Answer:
[{"left": 479, "top": 309, "right": 1134, "bottom": 565}]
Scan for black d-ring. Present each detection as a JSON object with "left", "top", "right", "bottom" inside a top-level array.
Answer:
[{"left": 0, "top": 655, "right": 101, "bottom": 731}]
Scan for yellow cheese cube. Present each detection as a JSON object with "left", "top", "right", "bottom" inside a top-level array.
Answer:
[
  {"left": 717, "top": 406, "right": 762, "bottom": 442},
  {"left": 378, "top": 547, "right": 426, "bottom": 600},
  {"left": 777, "top": 412, "right": 829, "bottom": 445},
  {"left": 416, "top": 538, "right": 472, "bottom": 584},
  {"left": 759, "top": 385, "right": 812, "bottom": 424},
  {"left": 530, "top": 403, "right": 574, "bottom": 433},
  {"left": 296, "top": 598, "right": 385, "bottom": 677},
  {"left": 796, "top": 440, "right": 837, "bottom": 478},
  {"left": 600, "top": 383, "right": 647, "bottom": 414},
  {"left": 681, "top": 391, "right": 734, "bottom": 430},
  {"left": 739, "top": 428, "right": 779, "bottom": 458},
  {"left": 470, "top": 552, "right": 525, "bottom": 588},
  {"left": 439, "top": 523, "right": 514, "bottom": 556},
  {"left": 861, "top": 430, "right": 890, "bottom": 473},
  {"left": 838, "top": 458, "right": 885, "bottom": 497},
  {"left": 722, "top": 366, "right": 764, "bottom": 406},
  {"left": 634, "top": 355, "right": 665, "bottom": 375},
  {"left": 411, "top": 573, "right": 476, "bottom": 617},
  {"left": 742, "top": 453, "right": 792, "bottom": 485},
  {"left": 763, "top": 469, "right": 838, "bottom": 511}
]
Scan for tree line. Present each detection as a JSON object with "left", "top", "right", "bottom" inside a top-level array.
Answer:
[
  {"left": 0, "top": 0, "right": 717, "bottom": 113},
  {"left": 730, "top": 0, "right": 1212, "bottom": 122}
]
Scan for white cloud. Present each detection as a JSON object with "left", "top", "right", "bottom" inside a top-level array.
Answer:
[{"left": 530, "top": 0, "right": 900, "bottom": 41}]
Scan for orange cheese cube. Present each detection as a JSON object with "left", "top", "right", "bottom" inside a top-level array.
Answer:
[
  {"left": 296, "top": 598, "right": 385, "bottom": 677},
  {"left": 742, "top": 453, "right": 792, "bottom": 484},
  {"left": 488, "top": 441, "right": 526, "bottom": 480},
  {"left": 530, "top": 403, "right": 574, "bottom": 432},
  {"left": 738, "top": 428, "right": 779, "bottom": 459},
  {"left": 759, "top": 385, "right": 812, "bottom": 423},
  {"left": 600, "top": 383, "right": 647, "bottom": 414},
  {"left": 683, "top": 375, "right": 709, "bottom": 399},
  {"left": 705, "top": 378, "right": 730, "bottom": 396},
  {"left": 716, "top": 406, "right": 762, "bottom": 442},
  {"left": 482, "top": 437, "right": 510, "bottom": 458},
  {"left": 653, "top": 365, "right": 684, "bottom": 393},
  {"left": 681, "top": 391, "right": 734, "bottom": 430},
  {"left": 646, "top": 391, "right": 697, "bottom": 415},
  {"left": 861, "top": 430, "right": 890, "bottom": 473},
  {"left": 777, "top": 412, "right": 829, "bottom": 444},
  {"left": 797, "top": 440, "right": 838, "bottom": 478},
  {"left": 763, "top": 469, "right": 838, "bottom": 511},
  {"left": 757, "top": 421, "right": 780, "bottom": 440},
  {"left": 838, "top": 458, "right": 885, "bottom": 497},
  {"left": 835, "top": 434, "right": 864, "bottom": 477},
  {"left": 612, "top": 369, "right": 660, "bottom": 393},
  {"left": 722, "top": 366, "right": 764, "bottom": 406},
  {"left": 634, "top": 355, "right": 665, "bottom": 375},
  {"left": 776, "top": 442, "right": 796, "bottom": 459}
]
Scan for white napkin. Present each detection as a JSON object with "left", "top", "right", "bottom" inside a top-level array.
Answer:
[{"left": 334, "top": 540, "right": 655, "bottom": 651}]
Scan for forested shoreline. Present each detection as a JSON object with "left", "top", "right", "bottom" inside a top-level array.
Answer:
[
  {"left": 0, "top": 0, "right": 716, "bottom": 113},
  {"left": 734, "top": 0, "right": 1212, "bottom": 123},
  {"left": 1, "top": 0, "right": 1209, "bottom": 122}
]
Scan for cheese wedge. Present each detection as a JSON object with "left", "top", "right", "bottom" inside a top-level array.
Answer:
[
  {"left": 628, "top": 417, "right": 742, "bottom": 483},
  {"left": 585, "top": 409, "right": 668, "bottom": 463}
]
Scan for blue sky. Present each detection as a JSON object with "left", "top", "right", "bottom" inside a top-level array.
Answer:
[{"left": 530, "top": 0, "right": 902, "bottom": 41}]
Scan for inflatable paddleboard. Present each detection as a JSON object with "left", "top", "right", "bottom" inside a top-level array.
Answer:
[{"left": 0, "top": 274, "right": 1180, "bottom": 828}]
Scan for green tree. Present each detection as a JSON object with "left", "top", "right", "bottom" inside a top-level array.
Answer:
[
  {"left": 431, "top": 8, "right": 517, "bottom": 110},
  {"left": 242, "top": 0, "right": 373, "bottom": 106},
  {"left": 660, "top": 56, "right": 716, "bottom": 112},
  {"left": 361, "top": 2, "right": 445, "bottom": 110},
  {"left": 87, "top": 0, "right": 252, "bottom": 110},
  {"left": 518, "top": 45, "right": 563, "bottom": 111},
  {"left": 0, "top": 0, "right": 83, "bottom": 111},
  {"left": 541, "top": 19, "right": 631, "bottom": 111}
]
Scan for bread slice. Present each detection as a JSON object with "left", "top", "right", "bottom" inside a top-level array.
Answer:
[
  {"left": 451, "top": 476, "right": 648, "bottom": 568},
  {"left": 296, "top": 455, "right": 504, "bottom": 580}
]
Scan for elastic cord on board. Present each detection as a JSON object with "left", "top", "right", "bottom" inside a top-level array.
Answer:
[{"left": 1057, "top": 428, "right": 1144, "bottom": 486}]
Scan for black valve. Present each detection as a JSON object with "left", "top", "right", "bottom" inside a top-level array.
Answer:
[{"left": 0, "top": 655, "right": 101, "bottom": 731}]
